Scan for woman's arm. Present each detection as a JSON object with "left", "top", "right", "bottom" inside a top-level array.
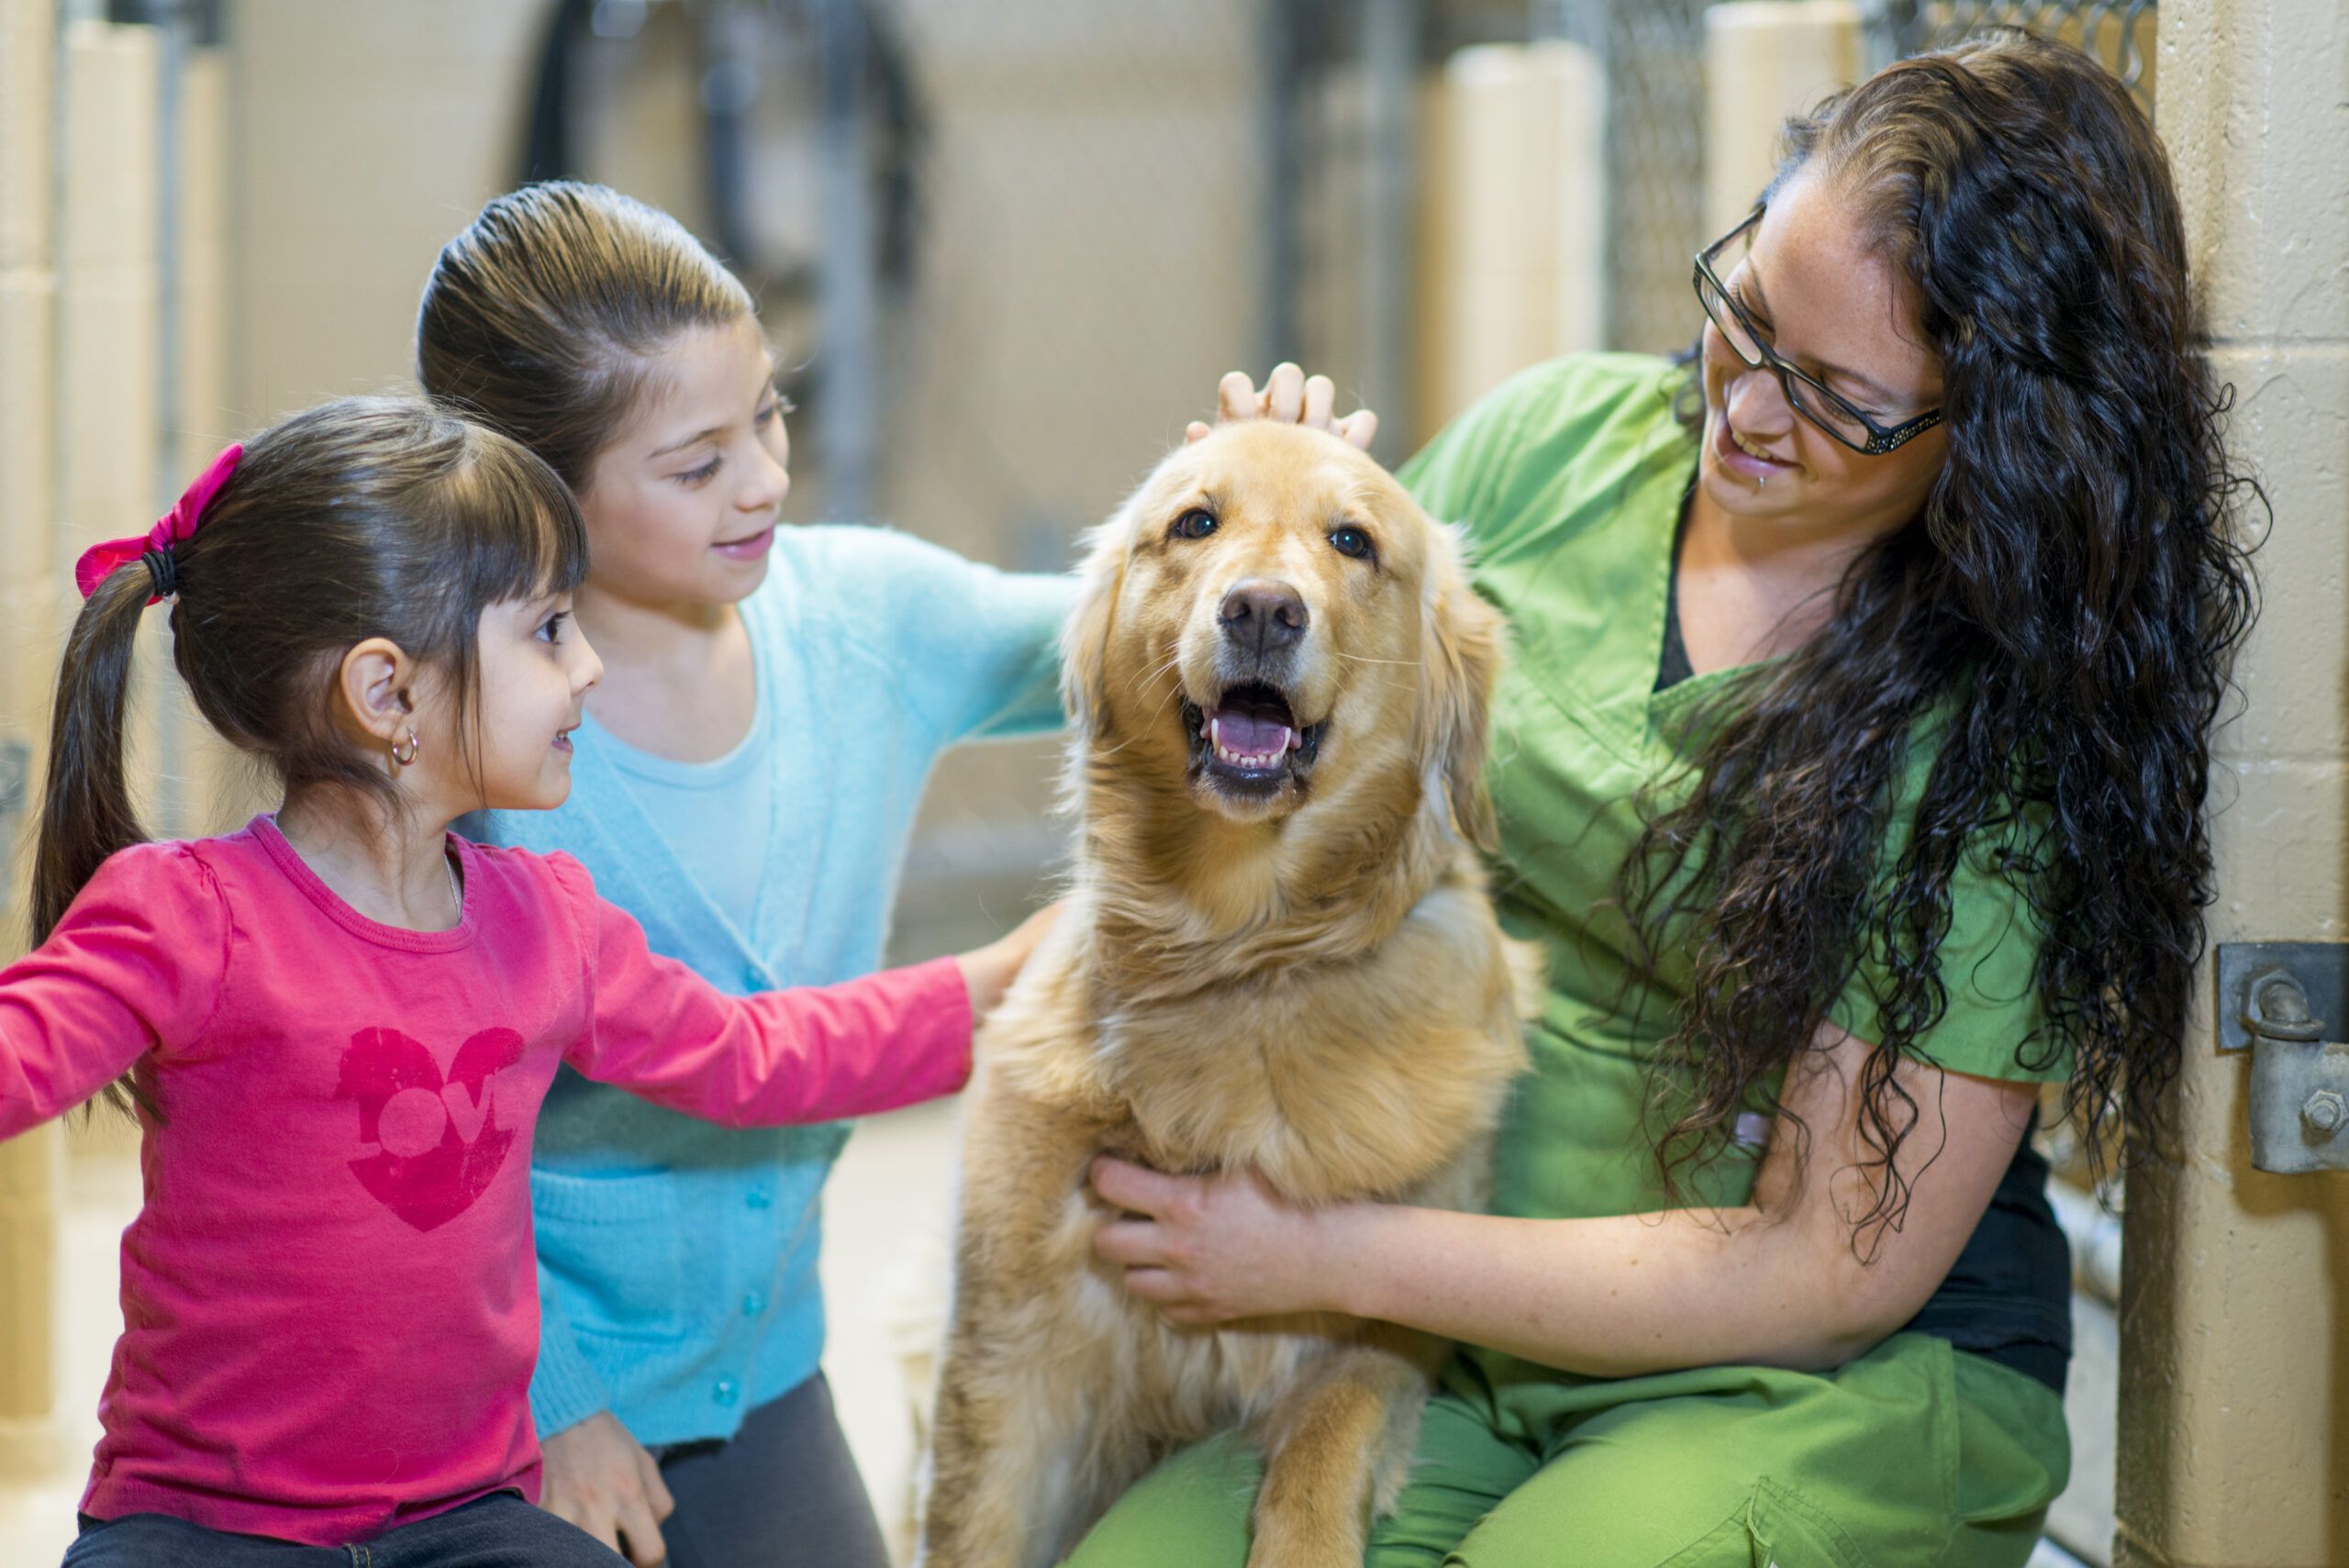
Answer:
[{"left": 1090, "top": 1021, "right": 2037, "bottom": 1376}]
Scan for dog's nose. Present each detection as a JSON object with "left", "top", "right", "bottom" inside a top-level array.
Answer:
[{"left": 1219, "top": 580, "right": 1308, "bottom": 657}]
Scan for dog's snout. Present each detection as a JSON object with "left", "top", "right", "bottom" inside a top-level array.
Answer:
[{"left": 1219, "top": 580, "right": 1308, "bottom": 658}]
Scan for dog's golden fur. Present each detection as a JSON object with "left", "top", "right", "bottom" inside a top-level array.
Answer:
[{"left": 919, "top": 421, "right": 1538, "bottom": 1568}]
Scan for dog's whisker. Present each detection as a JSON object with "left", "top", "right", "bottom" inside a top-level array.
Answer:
[
  {"left": 1120, "top": 651, "right": 1183, "bottom": 700},
  {"left": 1333, "top": 652, "right": 1418, "bottom": 667},
  {"left": 1131, "top": 666, "right": 1194, "bottom": 731}
]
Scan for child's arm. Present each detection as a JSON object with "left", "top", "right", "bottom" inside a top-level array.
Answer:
[
  {"left": 0, "top": 843, "right": 228, "bottom": 1137},
  {"left": 556, "top": 858, "right": 1051, "bottom": 1126}
]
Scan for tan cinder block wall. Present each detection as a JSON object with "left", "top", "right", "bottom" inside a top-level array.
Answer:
[
  {"left": 0, "top": 0, "right": 61, "bottom": 1483},
  {"left": 0, "top": 0, "right": 58, "bottom": 832},
  {"left": 2115, "top": 2, "right": 2349, "bottom": 1565}
]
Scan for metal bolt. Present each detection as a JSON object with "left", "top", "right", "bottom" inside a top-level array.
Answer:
[
  {"left": 2303, "top": 1089, "right": 2347, "bottom": 1136},
  {"left": 2260, "top": 974, "right": 2313, "bottom": 1024},
  {"left": 2245, "top": 967, "right": 2325, "bottom": 1042}
]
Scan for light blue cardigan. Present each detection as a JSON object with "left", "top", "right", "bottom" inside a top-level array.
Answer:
[{"left": 469, "top": 522, "right": 1073, "bottom": 1446}]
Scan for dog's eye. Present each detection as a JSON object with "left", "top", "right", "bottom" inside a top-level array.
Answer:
[
  {"left": 1328, "top": 527, "right": 1375, "bottom": 562},
  {"left": 1170, "top": 509, "right": 1219, "bottom": 541}
]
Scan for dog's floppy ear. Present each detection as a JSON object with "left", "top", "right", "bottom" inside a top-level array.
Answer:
[
  {"left": 1419, "top": 523, "right": 1505, "bottom": 854},
  {"left": 1061, "top": 516, "right": 1129, "bottom": 736}
]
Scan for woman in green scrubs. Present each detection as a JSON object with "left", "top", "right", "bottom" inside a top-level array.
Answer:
[{"left": 1069, "top": 33, "right": 2256, "bottom": 1567}]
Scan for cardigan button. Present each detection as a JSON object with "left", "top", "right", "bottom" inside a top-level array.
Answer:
[
  {"left": 741, "top": 1291, "right": 765, "bottom": 1316},
  {"left": 714, "top": 1378, "right": 740, "bottom": 1407},
  {"left": 746, "top": 1187, "right": 772, "bottom": 1210}
]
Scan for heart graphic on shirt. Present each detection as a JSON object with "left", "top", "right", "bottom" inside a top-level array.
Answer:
[{"left": 338, "top": 1026, "right": 527, "bottom": 1232}]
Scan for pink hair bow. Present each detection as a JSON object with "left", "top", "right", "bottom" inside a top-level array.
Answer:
[{"left": 73, "top": 441, "right": 245, "bottom": 603}]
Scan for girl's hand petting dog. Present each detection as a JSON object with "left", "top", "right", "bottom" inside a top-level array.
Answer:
[
  {"left": 1186, "top": 361, "right": 1380, "bottom": 451},
  {"left": 1089, "top": 1154, "right": 1366, "bottom": 1326},
  {"left": 956, "top": 900, "right": 1065, "bottom": 1021},
  {"left": 538, "top": 1408, "right": 675, "bottom": 1567}
]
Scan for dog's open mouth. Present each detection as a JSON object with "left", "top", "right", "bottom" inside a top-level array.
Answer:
[{"left": 1181, "top": 682, "right": 1326, "bottom": 798}]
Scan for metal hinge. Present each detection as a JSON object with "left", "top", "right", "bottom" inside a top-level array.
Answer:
[{"left": 2217, "top": 942, "right": 2349, "bottom": 1173}]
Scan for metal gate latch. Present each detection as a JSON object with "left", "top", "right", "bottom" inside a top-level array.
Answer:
[{"left": 2218, "top": 943, "right": 2349, "bottom": 1174}]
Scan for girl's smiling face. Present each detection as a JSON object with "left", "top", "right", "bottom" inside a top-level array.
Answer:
[{"left": 579, "top": 316, "right": 791, "bottom": 609}]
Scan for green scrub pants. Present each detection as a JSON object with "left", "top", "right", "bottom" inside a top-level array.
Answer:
[{"left": 1067, "top": 1333, "right": 2067, "bottom": 1567}]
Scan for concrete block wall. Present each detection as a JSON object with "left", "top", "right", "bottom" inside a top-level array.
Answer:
[
  {"left": 2116, "top": 1, "right": 2349, "bottom": 1564},
  {"left": 0, "top": 0, "right": 62, "bottom": 1485},
  {"left": 1, "top": 0, "right": 58, "bottom": 872}
]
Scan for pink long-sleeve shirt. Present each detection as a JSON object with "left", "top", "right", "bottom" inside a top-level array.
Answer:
[{"left": 0, "top": 817, "right": 972, "bottom": 1546}]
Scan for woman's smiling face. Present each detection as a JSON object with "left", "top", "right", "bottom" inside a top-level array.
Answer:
[{"left": 1696, "top": 168, "right": 1948, "bottom": 539}]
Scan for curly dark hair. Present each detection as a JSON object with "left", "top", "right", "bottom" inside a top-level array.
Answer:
[{"left": 1622, "top": 30, "right": 2260, "bottom": 1240}]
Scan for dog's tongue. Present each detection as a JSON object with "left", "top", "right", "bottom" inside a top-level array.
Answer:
[{"left": 1211, "top": 710, "right": 1293, "bottom": 756}]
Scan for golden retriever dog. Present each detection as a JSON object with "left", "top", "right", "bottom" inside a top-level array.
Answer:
[{"left": 918, "top": 419, "right": 1538, "bottom": 1568}]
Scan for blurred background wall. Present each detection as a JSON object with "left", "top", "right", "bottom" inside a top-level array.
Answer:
[{"left": 7, "top": 6, "right": 2335, "bottom": 1568}]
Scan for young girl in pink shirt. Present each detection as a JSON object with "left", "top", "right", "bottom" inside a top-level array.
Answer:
[{"left": 5, "top": 395, "right": 1047, "bottom": 1567}]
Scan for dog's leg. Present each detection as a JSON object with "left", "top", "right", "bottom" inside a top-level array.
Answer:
[
  {"left": 1245, "top": 1332, "right": 1443, "bottom": 1568},
  {"left": 919, "top": 1084, "right": 1121, "bottom": 1568},
  {"left": 923, "top": 1338, "right": 1092, "bottom": 1568}
]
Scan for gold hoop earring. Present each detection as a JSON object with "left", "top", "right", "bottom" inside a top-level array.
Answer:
[{"left": 391, "top": 730, "right": 420, "bottom": 767}]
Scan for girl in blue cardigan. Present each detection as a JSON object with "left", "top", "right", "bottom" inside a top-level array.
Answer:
[
  {"left": 416, "top": 180, "right": 1378, "bottom": 1567},
  {"left": 415, "top": 183, "right": 1074, "bottom": 1568}
]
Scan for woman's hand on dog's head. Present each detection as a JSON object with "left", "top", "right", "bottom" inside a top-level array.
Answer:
[
  {"left": 1185, "top": 361, "right": 1379, "bottom": 452},
  {"left": 1088, "top": 1154, "right": 1363, "bottom": 1326}
]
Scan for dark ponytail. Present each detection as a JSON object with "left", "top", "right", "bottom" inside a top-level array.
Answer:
[{"left": 32, "top": 567, "right": 157, "bottom": 947}]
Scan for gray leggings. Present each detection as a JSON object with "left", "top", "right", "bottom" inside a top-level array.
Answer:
[{"left": 649, "top": 1372, "right": 891, "bottom": 1568}]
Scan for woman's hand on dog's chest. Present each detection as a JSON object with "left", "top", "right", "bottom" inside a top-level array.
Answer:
[{"left": 1088, "top": 1153, "right": 1366, "bottom": 1325}]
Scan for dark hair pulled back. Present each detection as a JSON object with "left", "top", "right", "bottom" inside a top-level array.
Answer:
[
  {"left": 416, "top": 181, "right": 756, "bottom": 492},
  {"left": 1624, "top": 31, "right": 2261, "bottom": 1236}
]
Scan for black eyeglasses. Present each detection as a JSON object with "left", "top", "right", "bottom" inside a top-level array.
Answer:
[{"left": 1693, "top": 206, "right": 1943, "bottom": 456}]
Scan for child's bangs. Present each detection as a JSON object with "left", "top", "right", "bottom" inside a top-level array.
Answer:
[{"left": 452, "top": 436, "right": 592, "bottom": 610}]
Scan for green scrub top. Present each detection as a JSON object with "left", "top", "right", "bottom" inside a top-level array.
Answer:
[{"left": 1399, "top": 352, "right": 2065, "bottom": 1226}]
